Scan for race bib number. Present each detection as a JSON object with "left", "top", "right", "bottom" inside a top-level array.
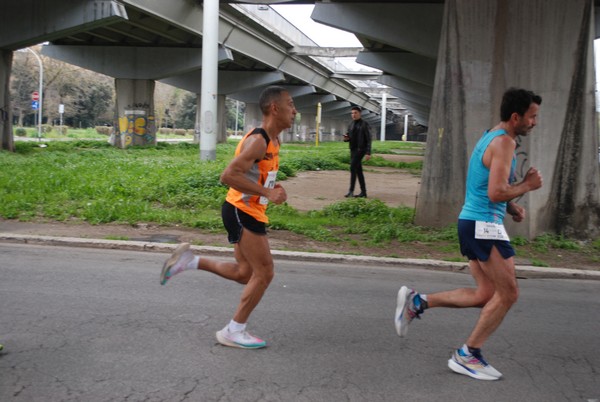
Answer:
[
  {"left": 259, "top": 170, "right": 278, "bottom": 205},
  {"left": 475, "top": 221, "right": 510, "bottom": 241}
]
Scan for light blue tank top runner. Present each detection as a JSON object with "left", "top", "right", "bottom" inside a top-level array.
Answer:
[{"left": 459, "top": 129, "right": 516, "bottom": 225}]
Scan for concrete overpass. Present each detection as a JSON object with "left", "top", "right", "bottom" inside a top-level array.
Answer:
[
  {"left": 0, "top": 0, "right": 599, "bottom": 239},
  {"left": 307, "top": 0, "right": 600, "bottom": 239},
  {"left": 0, "top": 0, "right": 393, "bottom": 150}
]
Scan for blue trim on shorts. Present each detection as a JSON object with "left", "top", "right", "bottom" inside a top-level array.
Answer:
[
  {"left": 222, "top": 201, "right": 267, "bottom": 244},
  {"left": 457, "top": 219, "right": 515, "bottom": 262}
]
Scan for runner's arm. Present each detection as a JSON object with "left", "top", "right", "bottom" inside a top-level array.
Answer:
[
  {"left": 220, "top": 136, "right": 286, "bottom": 204},
  {"left": 507, "top": 201, "right": 525, "bottom": 222},
  {"left": 487, "top": 136, "right": 542, "bottom": 202}
]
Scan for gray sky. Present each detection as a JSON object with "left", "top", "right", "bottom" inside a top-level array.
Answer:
[{"left": 271, "top": 4, "right": 360, "bottom": 47}]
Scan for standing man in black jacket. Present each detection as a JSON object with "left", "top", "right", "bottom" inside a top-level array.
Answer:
[{"left": 343, "top": 106, "right": 372, "bottom": 198}]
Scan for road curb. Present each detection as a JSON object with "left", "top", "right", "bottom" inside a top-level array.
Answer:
[{"left": 1, "top": 233, "right": 599, "bottom": 281}]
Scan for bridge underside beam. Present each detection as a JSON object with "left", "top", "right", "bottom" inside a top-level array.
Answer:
[
  {"left": 120, "top": 0, "right": 380, "bottom": 113},
  {"left": 41, "top": 45, "right": 233, "bottom": 80},
  {"left": 312, "top": 2, "right": 442, "bottom": 122},
  {"left": 0, "top": 0, "right": 128, "bottom": 50},
  {"left": 292, "top": 94, "right": 337, "bottom": 110},
  {"left": 161, "top": 70, "right": 285, "bottom": 96},
  {"left": 311, "top": 3, "right": 443, "bottom": 59}
]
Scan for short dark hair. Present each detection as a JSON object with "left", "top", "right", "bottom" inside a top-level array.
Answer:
[
  {"left": 351, "top": 106, "right": 362, "bottom": 113},
  {"left": 500, "top": 88, "right": 542, "bottom": 121},
  {"left": 259, "top": 86, "right": 287, "bottom": 115}
]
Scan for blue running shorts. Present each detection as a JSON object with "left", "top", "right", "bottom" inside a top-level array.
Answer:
[{"left": 457, "top": 219, "right": 515, "bottom": 262}]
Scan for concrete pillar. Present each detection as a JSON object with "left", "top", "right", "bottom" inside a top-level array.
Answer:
[
  {"left": 194, "top": 94, "right": 201, "bottom": 144},
  {"left": 113, "top": 79, "right": 156, "bottom": 148},
  {"left": 415, "top": 0, "right": 600, "bottom": 238},
  {"left": 299, "top": 113, "right": 316, "bottom": 142},
  {"left": 216, "top": 94, "right": 227, "bottom": 143},
  {"left": 338, "top": 119, "right": 348, "bottom": 141},
  {"left": 280, "top": 126, "right": 294, "bottom": 143},
  {"left": 0, "top": 50, "right": 13, "bottom": 151},
  {"left": 380, "top": 93, "right": 387, "bottom": 141},
  {"left": 323, "top": 117, "right": 336, "bottom": 142},
  {"left": 195, "top": 94, "right": 225, "bottom": 144},
  {"left": 244, "top": 103, "right": 261, "bottom": 134},
  {"left": 199, "top": 0, "right": 219, "bottom": 161}
]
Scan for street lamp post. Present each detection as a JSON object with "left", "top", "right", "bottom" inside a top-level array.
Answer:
[{"left": 18, "top": 47, "right": 43, "bottom": 142}]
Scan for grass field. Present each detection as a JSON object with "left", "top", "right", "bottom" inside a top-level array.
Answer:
[{"left": 1, "top": 136, "right": 598, "bottom": 267}]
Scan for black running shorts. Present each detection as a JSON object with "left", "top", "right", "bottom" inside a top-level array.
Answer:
[
  {"left": 221, "top": 201, "right": 267, "bottom": 244},
  {"left": 457, "top": 219, "right": 515, "bottom": 262}
]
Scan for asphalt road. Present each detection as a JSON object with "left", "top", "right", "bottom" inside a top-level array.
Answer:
[{"left": 0, "top": 243, "right": 598, "bottom": 402}]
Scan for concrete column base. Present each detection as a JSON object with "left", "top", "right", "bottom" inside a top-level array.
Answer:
[
  {"left": 0, "top": 50, "right": 13, "bottom": 151},
  {"left": 415, "top": 0, "right": 600, "bottom": 238},
  {"left": 217, "top": 94, "right": 226, "bottom": 143},
  {"left": 113, "top": 79, "right": 156, "bottom": 148},
  {"left": 194, "top": 94, "right": 201, "bottom": 144},
  {"left": 243, "top": 103, "right": 261, "bottom": 134}
]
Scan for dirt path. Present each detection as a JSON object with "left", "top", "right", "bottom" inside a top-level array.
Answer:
[{"left": 284, "top": 166, "right": 420, "bottom": 212}]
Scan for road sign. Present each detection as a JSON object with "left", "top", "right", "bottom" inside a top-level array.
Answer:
[
  {"left": 32, "top": 100, "right": 39, "bottom": 110},
  {"left": 32, "top": 91, "right": 39, "bottom": 101}
]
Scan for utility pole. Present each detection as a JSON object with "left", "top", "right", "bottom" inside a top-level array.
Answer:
[
  {"left": 20, "top": 47, "right": 43, "bottom": 141},
  {"left": 380, "top": 92, "right": 387, "bottom": 141},
  {"left": 199, "top": 0, "right": 219, "bottom": 160}
]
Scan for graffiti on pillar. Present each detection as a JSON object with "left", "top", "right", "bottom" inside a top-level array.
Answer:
[
  {"left": 115, "top": 104, "right": 155, "bottom": 147},
  {"left": 437, "top": 127, "right": 444, "bottom": 147}
]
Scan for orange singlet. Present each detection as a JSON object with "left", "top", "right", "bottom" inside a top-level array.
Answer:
[{"left": 225, "top": 128, "right": 279, "bottom": 223}]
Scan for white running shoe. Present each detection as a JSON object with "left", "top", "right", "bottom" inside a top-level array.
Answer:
[
  {"left": 395, "top": 286, "right": 423, "bottom": 337},
  {"left": 216, "top": 326, "right": 267, "bottom": 349},
  {"left": 160, "top": 243, "right": 193, "bottom": 285},
  {"left": 448, "top": 348, "right": 502, "bottom": 380}
]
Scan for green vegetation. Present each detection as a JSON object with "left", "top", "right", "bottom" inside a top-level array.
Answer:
[
  {"left": 104, "top": 235, "right": 129, "bottom": 241},
  {"left": 1, "top": 139, "right": 597, "bottom": 267},
  {"left": 0, "top": 140, "right": 425, "bottom": 240},
  {"left": 530, "top": 258, "right": 550, "bottom": 268},
  {"left": 12, "top": 126, "right": 195, "bottom": 140}
]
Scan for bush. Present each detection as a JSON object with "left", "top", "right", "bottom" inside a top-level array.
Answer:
[
  {"left": 159, "top": 128, "right": 172, "bottom": 134},
  {"left": 55, "top": 125, "right": 68, "bottom": 135},
  {"left": 15, "top": 127, "right": 27, "bottom": 137},
  {"left": 174, "top": 129, "right": 187, "bottom": 136},
  {"left": 95, "top": 126, "right": 112, "bottom": 136},
  {"left": 41, "top": 124, "right": 53, "bottom": 134}
]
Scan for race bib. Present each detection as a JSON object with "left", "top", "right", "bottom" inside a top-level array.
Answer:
[
  {"left": 259, "top": 170, "right": 278, "bottom": 205},
  {"left": 475, "top": 221, "right": 510, "bottom": 241}
]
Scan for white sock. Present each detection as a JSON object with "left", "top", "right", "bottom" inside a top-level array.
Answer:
[
  {"left": 228, "top": 320, "right": 246, "bottom": 333},
  {"left": 420, "top": 294, "right": 428, "bottom": 302},
  {"left": 185, "top": 256, "right": 199, "bottom": 271}
]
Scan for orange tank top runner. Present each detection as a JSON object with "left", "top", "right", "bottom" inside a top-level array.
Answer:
[{"left": 225, "top": 128, "right": 279, "bottom": 223}]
